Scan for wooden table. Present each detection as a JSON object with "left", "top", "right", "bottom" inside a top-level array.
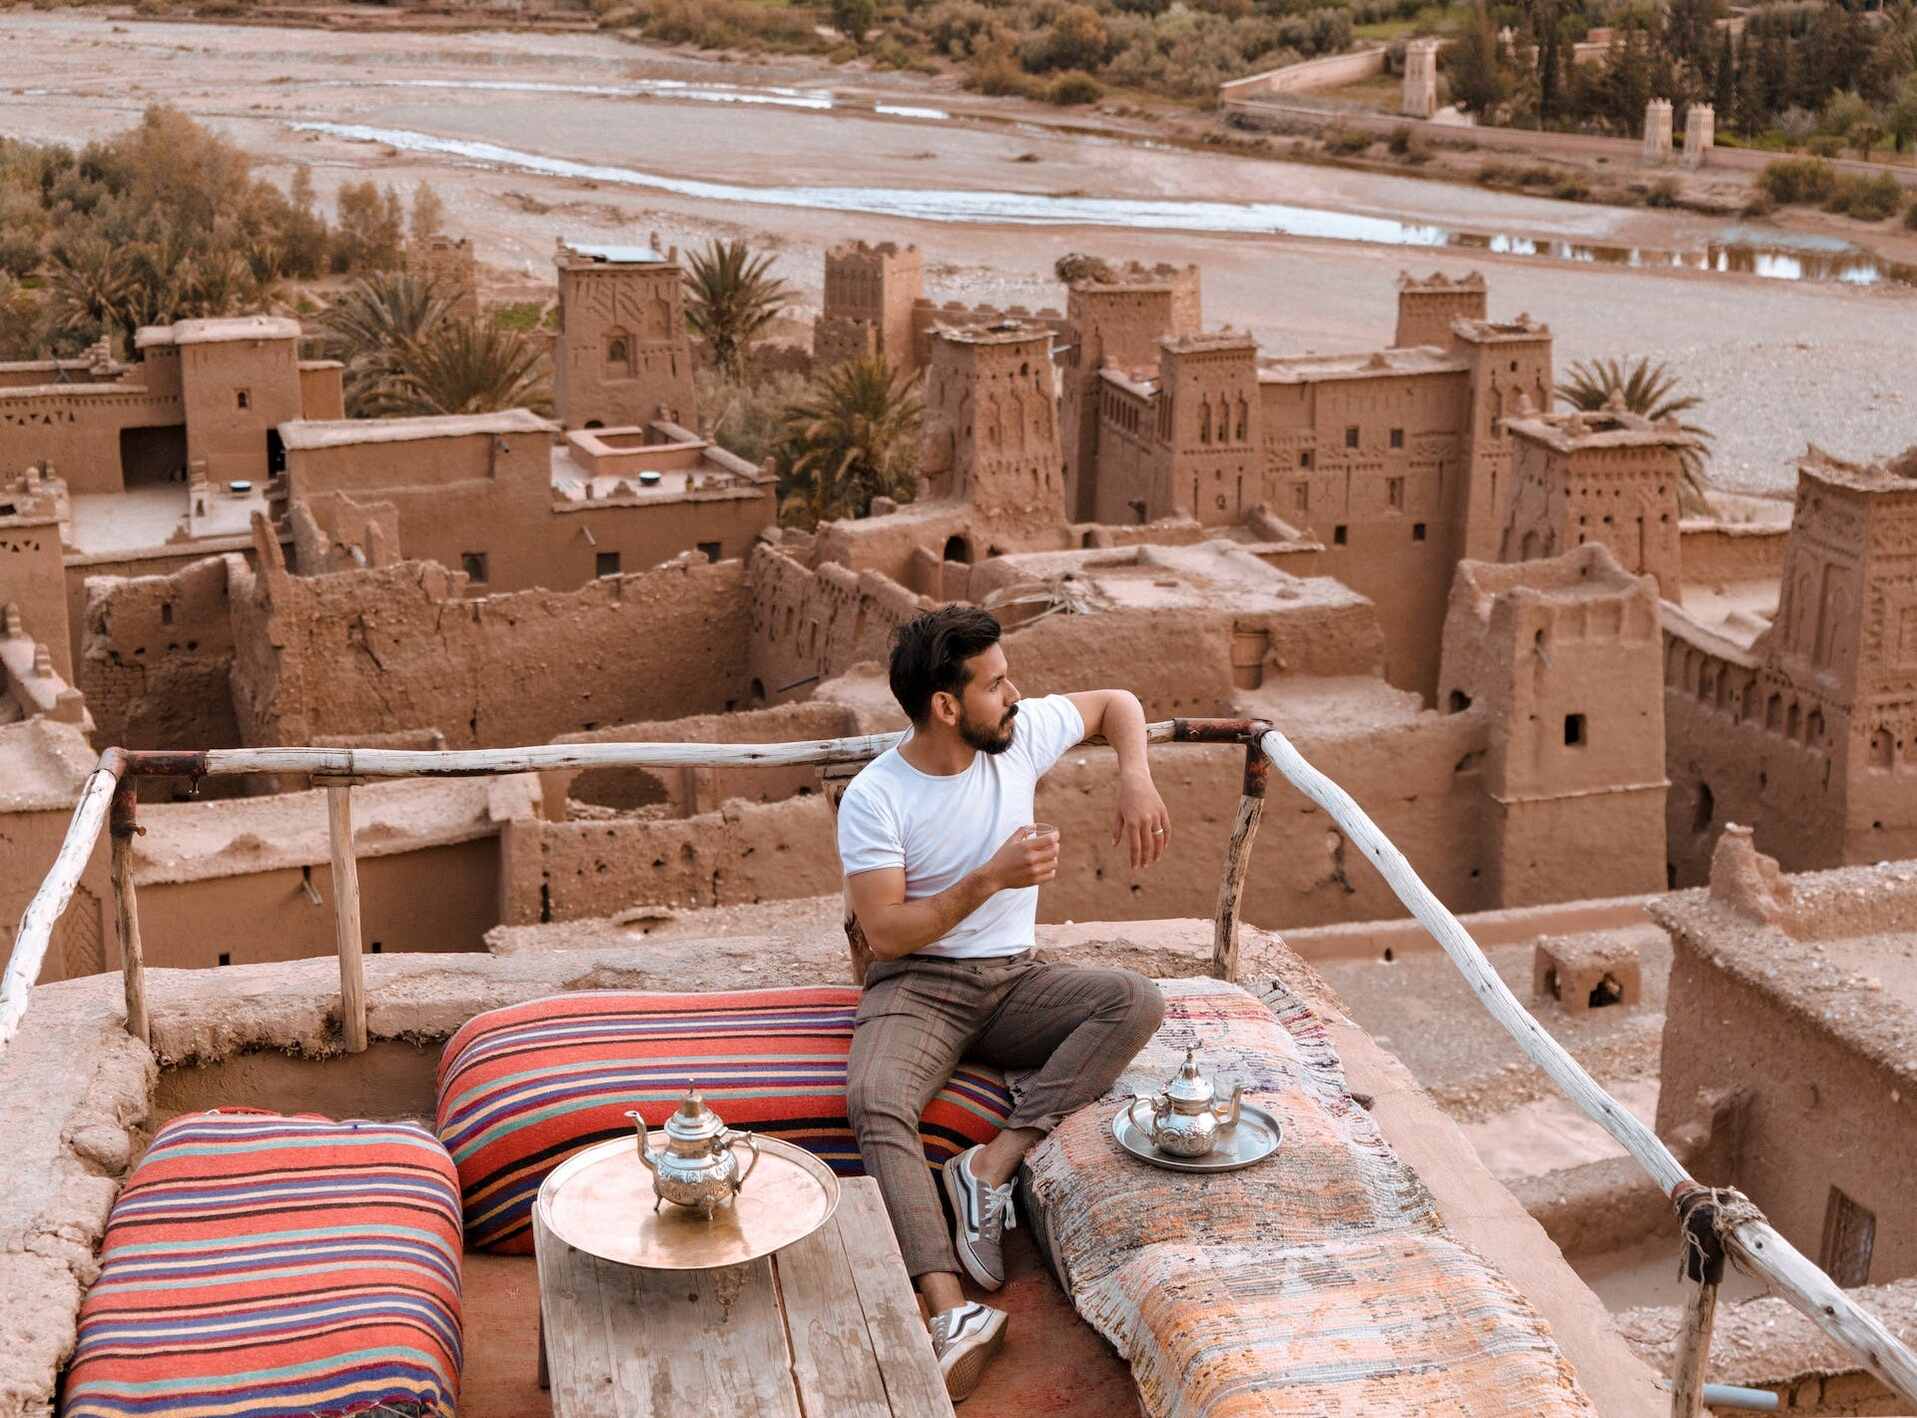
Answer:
[{"left": 534, "top": 1176, "right": 956, "bottom": 1418}]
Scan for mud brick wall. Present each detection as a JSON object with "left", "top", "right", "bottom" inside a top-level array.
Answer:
[
  {"left": 749, "top": 544, "right": 927, "bottom": 705},
  {"left": 78, "top": 555, "right": 241, "bottom": 751},
  {"left": 230, "top": 554, "right": 753, "bottom": 749}
]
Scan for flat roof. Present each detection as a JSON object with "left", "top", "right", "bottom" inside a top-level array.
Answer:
[
  {"left": 1258, "top": 346, "right": 1467, "bottom": 384},
  {"left": 278, "top": 409, "right": 557, "bottom": 450},
  {"left": 0, "top": 719, "right": 97, "bottom": 814},
  {"left": 137, "top": 316, "right": 302, "bottom": 348},
  {"left": 1506, "top": 411, "right": 1699, "bottom": 453},
  {"left": 563, "top": 241, "right": 668, "bottom": 264}
]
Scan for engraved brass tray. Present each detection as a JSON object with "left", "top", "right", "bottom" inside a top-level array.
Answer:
[
  {"left": 538, "top": 1134, "right": 841, "bottom": 1270},
  {"left": 1110, "top": 1099, "right": 1284, "bottom": 1173}
]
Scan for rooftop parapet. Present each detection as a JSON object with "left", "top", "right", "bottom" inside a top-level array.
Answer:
[
  {"left": 135, "top": 316, "right": 302, "bottom": 348},
  {"left": 1396, "top": 269, "right": 1487, "bottom": 291},
  {"left": 1795, "top": 441, "right": 1917, "bottom": 494},
  {"left": 1505, "top": 404, "right": 1702, "bottom": 454},
  {"left": 556, "top": 234, "right": 679, "bottom": 267},
  {"left": 1452, "top": 313, "right": 1552, "bottom": 342}
]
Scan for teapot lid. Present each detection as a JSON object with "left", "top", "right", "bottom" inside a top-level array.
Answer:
[
  {"left": 663, "top": 1085, "right": 727, "bottom": 1144},
  {"left": 1163, "top": 1049, "right": 1216, "bottom": 1105}
]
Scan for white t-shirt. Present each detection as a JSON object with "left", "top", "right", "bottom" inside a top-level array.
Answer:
[{"left": 837, "top": 694, "right": 1085, "bottom": 960}]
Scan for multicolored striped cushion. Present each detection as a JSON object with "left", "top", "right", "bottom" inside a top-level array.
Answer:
[
  {"left": 61, "top": 1110, "right": 464, "bottom": 1418},
  {"left": 435, "top": 988, "right": 1014, "bottom": 1254}
]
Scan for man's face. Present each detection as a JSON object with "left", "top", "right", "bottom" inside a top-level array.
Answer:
[{"left": 949, "top": 642, "right": 1020, "bottom": 754}]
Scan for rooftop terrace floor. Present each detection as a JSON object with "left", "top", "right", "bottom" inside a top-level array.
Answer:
[{"left": 68, "top": 484, "right": 265, "bottom": 556}]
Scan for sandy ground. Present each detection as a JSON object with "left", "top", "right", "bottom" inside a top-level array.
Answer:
[{"left": 3, "top": 12, "right": 1913, "bottom": 492}]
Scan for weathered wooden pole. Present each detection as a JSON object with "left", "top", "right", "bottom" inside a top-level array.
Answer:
[
  {"left": 1211, "top": 742, "right": 1270, "bottom": 982},
  {"left": 325, "top": 782, "right": 368, "bottom": 1053},
  {"left": 1671, "top": 1187, "right": 1726, "bottom": 1418},
  {"left": 108, "top": 777, "right": 149, "bottom": 1047}
]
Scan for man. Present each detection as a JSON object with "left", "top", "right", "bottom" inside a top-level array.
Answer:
[{"left": 837, "top": 605, "right": 1170, "bottom": 1401}]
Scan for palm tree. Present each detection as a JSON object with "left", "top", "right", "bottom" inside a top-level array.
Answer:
[
  {"left": 45, "top": 235, "right": 135, "bottom": 343},
  {"left": 317, "top": 271, "right": 458, "bottom": 416},
  {"left": 684, "top": 238, "right": 791, "bottom": 379},
  {"left": 372, "top": 318, "right": 551, "bottom": 418},
  {"left": 1557, "top": 356, "right": 1715, "bottom": 514},
  {"left": 775, "top": 356, "right": 920, "bottom": 529}
]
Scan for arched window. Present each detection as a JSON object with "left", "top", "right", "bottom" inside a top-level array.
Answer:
[
  {"left": 1199, "top": 401, "right": 1212, "bottom": 445},
  {"left": 1871, "top": 727, "right": 1895, "bottom": 769},
  {"left": 606, "top": 331, "right": 630, "bottom": 368}
]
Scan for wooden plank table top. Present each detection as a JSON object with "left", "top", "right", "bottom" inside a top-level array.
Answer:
[{"left": 534, "top": 1176, "right": 955, "bottom": 1418}]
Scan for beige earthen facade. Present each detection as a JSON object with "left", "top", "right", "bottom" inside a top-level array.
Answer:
[{"left": 552, "top": 237, "right": 697, "bottom": 431}]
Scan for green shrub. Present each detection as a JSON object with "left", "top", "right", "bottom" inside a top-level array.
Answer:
[
  {"left": 964, "top": 52, "right": 1043, "bottom": 99},
  {"left": 1477, "top": 159, "right": 1520, "bottom": 185},
  {"left": 1517, "top": 164, "right": 1558, "bottom": 187},
  {"left": 1757, "top": 157, "right": 1838, "bottom": 206},
  {"left": 1805, "top": 134, "right": 1844, "bottom": 158},
  {"left": 1551, "top": 177, "right": 1590, "bottom": 201},
  {"left": 1827, "top": 173, "right": 1903, "bottom": 221},
  {"left": 1323, "top": 126, "right": 1373, "bottom": 155},
  {"left": 1046, "top": 71, "right": 1104, "bottom": 105},
  {"left": 1906, "top": 196, "right": 1917, "bottom": 231},
  {"left": 1645, "top": 176, "right": 1681, "bottom": 208}
]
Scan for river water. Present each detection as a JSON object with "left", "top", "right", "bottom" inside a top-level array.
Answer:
[{"left": 294, "top": 118, "right": 1915, "bottom": 290}]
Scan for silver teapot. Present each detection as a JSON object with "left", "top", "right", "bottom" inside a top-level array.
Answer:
[
  {"left": 626, "top": 1086, "right": 760, "bottom": 1218},
  {"left": 1129, "top": 1049, "right": 1244, "bottom": 1158}
]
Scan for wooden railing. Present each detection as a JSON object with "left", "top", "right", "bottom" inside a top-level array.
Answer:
[{"left": 4, "top": 720, "right": 1915, "bottom": 1415}]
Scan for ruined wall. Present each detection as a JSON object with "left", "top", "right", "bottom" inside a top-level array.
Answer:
[
  {"left": 552, "top": 487, "right": 773, "bottom": 581},
  {"left": 504, "top": 708, "right": 1496, "bottom": 932},
  {"left": 231, "top": 550, "right": 754, "bottom": 748},
  {"left": 500, "top": 795, "right": 842, "bottom": 925},
  {"left": 78, "top": 555, "right": 241, "bottom": 752},
  {"left": 748, "top": 543, "right": 928, "bottom": 705},
  {"left": 1, "top": 504, "right": 70, "bottom": 681},
  {"left": 62, "top": 538, "right": 257, "bottom": 680},
  {"left": 134, "top": 840, "right": 500, "bottom": 968},
  {"left": 546, "top": 700, "right": 863, "bottom": 815}
]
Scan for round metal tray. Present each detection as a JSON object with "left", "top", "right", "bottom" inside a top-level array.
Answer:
[
  {"left": 538, "top": 1134, "right": 841, "bottom": 1270},
  {"left": 1110, "top": 1100, "right": 1284, "bottom": 1173}
]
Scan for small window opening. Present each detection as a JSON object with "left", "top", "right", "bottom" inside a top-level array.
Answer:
[
  {"left": 1564, "top": 713, "right": 1586, "bottom": 747},
  {"left": 596, "top": 551, "right": 621, "bottom": 578},
  {"left": 1693, "top": 781, "right": 1715, "bottom": 833},
  {"left": 1344, "top": 425, "right": 1360, "bottom": 449},
  {"left": 1390, "top": 427, "right": 1405, "bottom": 449},
  {"left": 1381, "top": 947, "right": 1395, "bottom": 963},
  {"left": 1449, "top": 690, "right": 1472, "bottom": 713},
  {"left": 160, "top": 602, "right": 173, "bottom": 626},
  {"left": 217, "top": 952, "right": 231, "bottom": 967},
  {"left": 1412, "top": 522, "right": 1427, "bottom": 541},
  {"left": 1821, "top": 1187, "right": 1876, "bottom": 1287},
  {"left": 370, "top": 941, "right": 383, "bottom": 955},
  {"left": 1299, "top": 450, "right": 1313, "bottom": 469},
  {"left": 235, "top": 389, "right": 250, "bottom": 411},
  {"left": 1387, "top": 476, "right": 1405, "bottom": 511},
  {"left": 461, "top": 552, "right": 489, "bottom": 584},
  {"left": 1588, "top": 973, "right": 1624, "bottom": 1009},
  {"left": 1333, "top": 525, "right": 1348, "bottom": 546},
  {"left": 697, "top": 541, "right": 722, "bottom": 563}
]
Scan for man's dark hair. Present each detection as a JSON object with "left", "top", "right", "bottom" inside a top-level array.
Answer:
[{"left": 889, "top": 606, "right": 1002, "bottom": 724}]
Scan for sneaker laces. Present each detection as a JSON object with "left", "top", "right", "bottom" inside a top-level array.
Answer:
[{"left": 976, "top": 1175, "right": 1017, "bottom": 1239}]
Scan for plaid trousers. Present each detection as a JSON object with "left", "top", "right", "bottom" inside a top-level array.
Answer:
[{"left": 846, "top": 951, "right": 1164, "bottom": 1278}]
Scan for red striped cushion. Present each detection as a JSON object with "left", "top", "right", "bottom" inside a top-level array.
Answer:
[
  {"left": 61, "top": 1109, "right": 463, "bottom": 1418},
  {"left": 435, "top": 988, "right": 1013, "bottom": 1254}
]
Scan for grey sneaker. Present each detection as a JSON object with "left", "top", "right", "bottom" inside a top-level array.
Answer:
[
  {"left": 929, "top": 1301, "right": 1008, "bottom": 1402},
  {"left": 941, "top": 1145, "right": 1016, "bottom": 1291}
]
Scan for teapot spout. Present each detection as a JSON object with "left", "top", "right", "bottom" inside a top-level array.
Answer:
[
  {"left": 1216, "top": 1086, "right": 1244, "bottom": 1132},
  {"left": 624, "top": 1109, "right": 661, "bottom": 1174}
]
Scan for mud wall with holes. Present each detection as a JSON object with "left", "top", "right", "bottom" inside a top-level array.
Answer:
[
  {"left": 77, "top": 555, "right": 241, "bottom": 752},
  {"left": 500, "top": 706, "right": 1497, "bottom": 931},
  {"left": 542, "top": 701, "right": 864, "bottom": 815},
  {"left": 131, "top": 840, "right": 501, "bottom": 969},
  {"left": 748, "top": 544, "right": 928, "bottom": 706},
  {"left": 228, "top": 551, "right": 753, "bottom": 748},
  {"left": 1661, "top": 627, "right": 1845, "bottom": 888}
]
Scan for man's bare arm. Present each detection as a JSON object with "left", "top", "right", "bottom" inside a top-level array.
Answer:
[
  {"left": 847, "top": 828, "right": 1060, "bottom": 960},
  {"left": 1067, "top": 689, "right": 1172, "bottom": 870}
]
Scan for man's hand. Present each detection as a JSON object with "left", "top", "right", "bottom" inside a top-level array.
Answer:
[
  {"left": 1114, "top": 770, "right": 1171, "bottom": 870},
  {"left": 984, "top": 825, "right": 1060, "bottom": 889}
]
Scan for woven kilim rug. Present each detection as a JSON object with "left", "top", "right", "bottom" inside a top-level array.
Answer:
[{"left": 1023, "top": 976, "right": 1597, "bottom": 1417}]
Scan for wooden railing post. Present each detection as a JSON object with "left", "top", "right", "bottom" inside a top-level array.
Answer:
[
  {"left": 325, "top": 782, "right": 368, "bottom": 1053},
  {"left": 108, "top": 777, "right": 149, "bottom": 1046},
  {"left": 1671, "top": 1187, "right": 1727, "bottom": 1417},
  {"left": 1211, "top": 739, "right": 1270, "bottom": 981}
]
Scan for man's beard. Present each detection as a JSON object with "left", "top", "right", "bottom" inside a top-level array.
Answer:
[{"left": 959, "top": 701, "right": 1017, "bottom": 754}]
